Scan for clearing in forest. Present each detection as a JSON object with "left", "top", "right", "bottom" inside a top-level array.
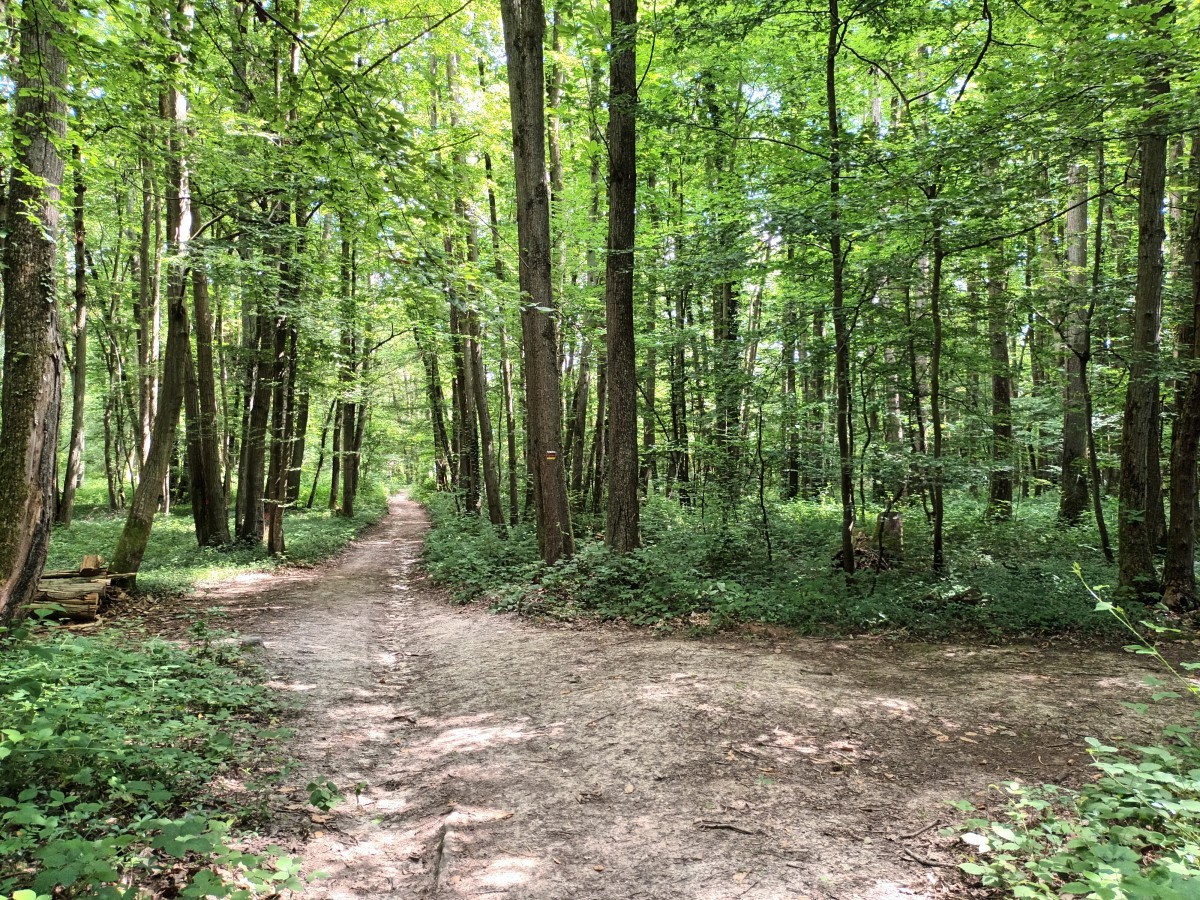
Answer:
[{"left": 201, "top": 497, "right": 1171, "bottom": 899}]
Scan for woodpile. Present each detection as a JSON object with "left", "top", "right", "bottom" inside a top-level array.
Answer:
[{"left": 29, "top": 556, "right": 127, "bottom": 621}]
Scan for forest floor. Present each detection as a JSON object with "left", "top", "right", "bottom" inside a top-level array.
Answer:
[{"left": 192, "top": 496, "right": 1183, "bottom": 899}]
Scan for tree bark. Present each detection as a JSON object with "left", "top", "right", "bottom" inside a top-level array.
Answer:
[
  {"left": 58, "top": 145, "right": 88, "bottom": 526},
  {"left": 828, "top": 0, "right": 855, "bottom": 574},
  {"left": 1118, "top": 15, "right": 1171, "bottom": 601},
  {"left": 604, "top": 0, "right": 639, "bottom": 553},
  {"left": 1060, "top": 163, "right": 1090, "bottom": 524},
  {"left": 987, "top": 247, "right": 1013, "bottom": 518},
  {"left": 1163, "top": 149, "right": 1200, "bottom": 610},
  {"left": 185, "top": 265, "right": 230, "bottom": 545},
  {"left": 112, "top": 58, "right": 193, "bottom": 580},
  {"left": 0, "top": 0, "right": 68, "bottom": 620},
  {"left": 499, "top": 0, "right": 574, "bottom": 563}
]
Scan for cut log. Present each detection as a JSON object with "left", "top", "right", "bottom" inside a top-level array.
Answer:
[
  {"left": 29, "top": 592, "right": 101, "bottom": 621},
  {"left": 80, "top": 555, "right": 106, "bottom": 576}
]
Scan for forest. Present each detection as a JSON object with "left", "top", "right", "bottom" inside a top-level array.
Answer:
[{"left": 2, "top": 0, "right": 1200, "bottom": 896}]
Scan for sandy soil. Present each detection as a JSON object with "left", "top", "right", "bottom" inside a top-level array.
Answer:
[{"left": 197, "top": 496, "right": 1179, "bottom": 899}]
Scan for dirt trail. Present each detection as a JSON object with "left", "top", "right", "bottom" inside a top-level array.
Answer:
[{"left": 202, "top": 496, "right": 1174, "bottom": 899}]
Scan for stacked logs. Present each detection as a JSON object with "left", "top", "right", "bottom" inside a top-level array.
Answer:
[{"left": 30, "top": 556, "right": 127, "bottom": 621}]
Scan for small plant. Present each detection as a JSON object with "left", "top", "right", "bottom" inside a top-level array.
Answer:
[
  {"left": 0, "top": 620, "right": 300, "bottom": 898},
  {"left": 307, "top": 780, "right": 343, "bottom": 812},
  {"left": 953, "top": 571, "right": 1200, "bottom": 898}
]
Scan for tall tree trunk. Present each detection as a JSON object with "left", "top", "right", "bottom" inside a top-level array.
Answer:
[
  {"left": 1163, "top": 154, "right": 1200, "bottom": 610},
  {"left": 185, "top": 265, "right": 230, "bottom": 545},
  {"left": 1060, "top": 164, "right": 1090, "bottom": 523},
  {"left": 467, "top": 308, "right": 505, "bottom": 526},
  {"left": 499, "top": 0, "right": 574, "bottom": 563},
  {"left": 987, "top": 247, "right": 1013, "bottom": 518},
  {"left": 58, "top": 145, "right": 87, "bottom": 526},
  {"left": 1119, "top": 15, "right": 1171, "bottom": 601},
  {"left": 306, "top": 399, "right": 336, "bottom": 509},
  {"left": 0, "top": 0, "right": 68, "bottom": 620},
  {"left": 485, "top": 149, "right": 521, "bottom": 523},
  {"left": 416, "top": 327, "right": 452, "bottom": 490},
  {"left": 828, "top": 0, "right": 855, "bottom": 574},
  {"left": 328, "top": 399, "right": 341, "bottom": 509},
  {"left": 604, "top": 0, "right": 639, "bottom": 552},
  {"left": 112, "top": 53, "right": 193, "bottom": 579},
  {"left": 929, "top": 217, "right": 947, "bottom": 573},
  {"left": 237, "top": 307, "right": 272, "bottom": 542},
  {"left": 781, "top": 248, "right": 800, "bottom": 500},
  {"left": 287, "top": 390, "right": 309, "bottom": 504},
  {"left": 137, "top": 153, "right": 156, "bottom": 467}
]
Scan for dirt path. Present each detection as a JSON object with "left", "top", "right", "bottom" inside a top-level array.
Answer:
[{"left": 202, "top": 496, "right": 1175, "bottom": 899}]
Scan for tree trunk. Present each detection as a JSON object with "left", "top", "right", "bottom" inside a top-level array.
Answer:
[
  {"left": 0, "top": 0, "right": 68, "bottom": 620},
  {"left": 1060, "top": 164, "right": 1090, "bottom": 524},
  {"left": 1163, "top": 158, "right": 1200, "bottom": 609},
  {"left": 329, "top": 399, "right": 341, "bottom": 509},
  {"left": 287, "top": 390, "right": 309, "bottom": 504},
  {"left": 499, "top": 0, "right": 574, "bottom": 563},
  {"left": 1119, "top": 22, "right": 1170, "bottom": 601},
  {"left": 467, "top": 309, "right": 505, "bottom": 526},
  {"left": 236, "top": 307, "right": 272, "bottom": 542},
  {"left": 306, "top": 399, "right": 336, "bottom": 509},
  {"left": 604, "top": 0, "right": 640, "bottom": 553},
  {"left": 929, "top": 220, "right": 946, "bottom": 573},
  {"left": 185, "top": 265, "right": 230, "bottom": 545},
  {"left": 987, "top": 247, "right": 1013, "bottom": 518},
  {"left": 112, "top": 65, "right": 193, "bottom": 580},
  {"left": 58, "top": 145, "right": 88, "bottom": 526},
  {"left": 828, "top": 0, "right": 855, "bottom": 574}
]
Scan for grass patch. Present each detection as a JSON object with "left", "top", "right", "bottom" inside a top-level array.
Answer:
[
  {"left": 420, "top": 488, "right": 1119, "bottom": 638},
  {"left": 48, "top": 481, "right": 390, "bottom": 597},
  {"left": 0, "top": 618, "right": 303, "bottom": 898}
]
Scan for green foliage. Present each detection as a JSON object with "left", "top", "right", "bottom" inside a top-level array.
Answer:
[
  {"left": 48, "top": 481, "right": 389, "bottom": 597},
  {"left": 956, "top": 730, "right": 1200, "bottom": 899},
  {"left": 953, "top": 582, "right": 1200, "bottom": 898},
  {"left": 420, "top": 489, "right": 1117, "bottom": 638},
  {"left": 0, "top": 621, "right": 300, "bottom": 898}
]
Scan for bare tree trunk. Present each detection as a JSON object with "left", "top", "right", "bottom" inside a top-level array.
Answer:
[
  {"left": 987, "top": 247, "right": 1013, "bottom": 518},
  {"left": 58, "top": 145, "right": 88, "bottom": 526},
  {"left": 828, "top": 0, "right": 855, "bottom": 573},
  {"left": 929, "top": 219, "right": 946, "bottom": 573},
  {"left": 604, "top": 0, "right": 640, "bottom": 553},
  {"left": 781, "top": 249, "right": 800, "bottom": 500},
  {"left": 112, "top": 52, "right": 193, "bottom": 579},
  {"left": 0, "top": 0, "right": 67, "bottom": 620},
  {"left": 236, "top": 306, "right": 272, "bottom": 542},
  {"left": 1060, "top": 163, "right": 1090, "bottom": 523},
  {"left": 306, "top": 399, "right": 336, "bottom": 509},
  {"left": 1163, "top": 150, "right": 1200, "bottom": 610},
  {"left": 1119, "top": 14, "right": 1171, "bottom": 601},
  {"left": 328, "top": 399, "right": 341, "bottom": 509},
  {"left": 185, "top": 265, "right": 230, "bottom": 545},
  {"left": 499, "top": 0, "right": 574, "bottom": 563}
]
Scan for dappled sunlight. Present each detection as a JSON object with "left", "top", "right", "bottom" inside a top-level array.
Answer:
[{"left": 474, "top": 855, "right": 540, "bottom": 890}]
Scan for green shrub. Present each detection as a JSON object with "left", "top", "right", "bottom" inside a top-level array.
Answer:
[
  {"left": 0, "top": 620, "right": 300, "bottom": 898},
  {"left": 418, "top": 488, "right": 1118, "bottom": 638}
]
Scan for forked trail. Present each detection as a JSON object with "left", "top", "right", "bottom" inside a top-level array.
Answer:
[{"left": 203, "top": 496, "right": 1168, "bottom": 899}]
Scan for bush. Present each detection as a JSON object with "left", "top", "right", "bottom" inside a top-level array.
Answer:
[
  {"left": 0, "top": 619, "right": 301, "bottom": 899},
  {"left": 418, "top": 488, "right": 1118, "bottom": 638}
]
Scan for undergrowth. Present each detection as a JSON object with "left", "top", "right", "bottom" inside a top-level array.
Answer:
[
  {"left": 419, "top": 488, "right": 1117, "bottom": 638},
  {"left": 953, "top": 581, "right": 1200, "bottom": 898},
  {"left": 48, "top": 481, "right": 389, "bottom": 598},
  {"left": 0, "top": 617, "right": 302, "bottom": 899}
]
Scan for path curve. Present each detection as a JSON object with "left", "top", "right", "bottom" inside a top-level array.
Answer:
[{"left": 203, "top": 496, "right": 1168, "bottom": 899}]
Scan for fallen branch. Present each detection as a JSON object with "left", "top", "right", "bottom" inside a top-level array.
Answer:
[{"left": 694, "top": 820, "right": 761, "bottom": 836}]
